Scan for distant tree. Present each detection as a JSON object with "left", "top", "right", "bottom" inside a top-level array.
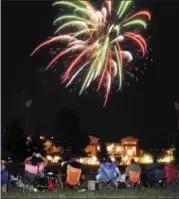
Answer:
[
  {"left": 3, "top": 120, "right": 27, "bottom": 162},
  {"left": 63, "top": 148, "right": 72, "bottom": 162},
  {"left": 28, "top": 126, "right": 45, "bottom": 155},
  {"left": 71, "top": 130, "right": 90, "bottom": 157},
  {"left": 54, "top": 108, "right": 90, "bottom": 157},
  {"left": 175, "top": 131, "right": 179, "bottom": 162},
  {"left": 175, "top": 117, "right": 179, "bottom": 162},
  {"left": 44, "top": 140, "right": 61, "bottom": 156},
  {"left": 97, "top": 140, "right": 109, "bottom": 161},
  {"left": 174, "top": 102, "right": 179, "bottom": 162}
]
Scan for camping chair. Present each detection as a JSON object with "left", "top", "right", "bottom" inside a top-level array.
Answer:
[
  {"left": 146, "top": 163, "right": 166, "bottom": 188},
  {"left": 126, "top": 170, "right": 141, "bottom": 188},
  {"left": 148, "top": 169, "right": 166, "bottom": 188},
  {"left": 1, "top": 167, "right": 8, "bottom": 193},
  {"left": 23, "top": 163, "right": 45, "bottom": 192},
  {"left": 96, "top": 163, "right": 118, "bottom": 190},
  {"left": 165, "top": 165, "right": 179, "bottom": 186},
  {"left": 64, "top": 165, "right": 82, "bottom": 190}
]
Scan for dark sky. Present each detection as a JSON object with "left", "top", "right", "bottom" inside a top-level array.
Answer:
[{"left": 2, "top": 0, "right": 179, "bottom": 144}]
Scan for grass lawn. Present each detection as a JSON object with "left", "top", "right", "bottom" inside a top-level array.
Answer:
[{"left": 2, "top": 187, "right": 179, "bottom": 198}]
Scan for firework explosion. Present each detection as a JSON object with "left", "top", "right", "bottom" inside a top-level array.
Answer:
[{"left": 31, "top": 0, "right": 151, "bottom": 106}]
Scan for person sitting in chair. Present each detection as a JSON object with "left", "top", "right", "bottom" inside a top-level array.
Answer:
[
  {"left": 125, "top": 159, "right": 141, "bottom": 176},
  {"left": 60, "top": 155, "right": 84, "bottom": 191},
  {"left": 61, "top": 155, "right": 83, "bottom": 174},
  {"left": 96, "top": 157, "right": 120, "bottom": 181},
  {"left": 146, "top": 159, "right": 164, "bottom": 187},
  {"left": 60, "top": 155, "right": 84, "bottom": 183},
  {"left": 24, "top": 153, "right": 48, "bottom": 191},
  {"left": 69, "top": 156, "right": 83, "bottom": 170},
  {"left": 25, "top": 153, "right": 48, "bottom": 166}
]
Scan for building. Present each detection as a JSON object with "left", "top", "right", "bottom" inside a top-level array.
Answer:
[
  {"left": 84, "top": 136, "right": 139, "bottom": 165},
  {"left": 85, "top": 135, "right": 99, "bottom": 156}
]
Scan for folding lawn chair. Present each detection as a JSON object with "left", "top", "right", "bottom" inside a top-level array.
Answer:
[
  {"left": 22, "top": 162, "right": 45, "bottom": 192},
  {"left": 126, "top": 170, "right": 141, "bottom": 188},
  {"left": 146, "top": 163, "right": 166, "bottom": 188},
  {"left": 1, "top": 166, "right": 8, "bottom": 193},
  {"left": 97, "top": 163, "right": 118, "bottom": 190},
  {"left": 147, "top": 169, "right": 166, "bottom": 188},
  {"left": 64, "top": 165, "right": 82, "bottom": 190},
  {"left": 165, "top": 165, "right": 179, "bottom": 186}
]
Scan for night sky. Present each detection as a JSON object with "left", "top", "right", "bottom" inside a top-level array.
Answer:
[{"left": 2, "top": 1, "right": 179, "bottom": 145}]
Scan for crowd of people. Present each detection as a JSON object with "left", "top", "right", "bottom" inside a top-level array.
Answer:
[{"left": 1, "top": 153, "right": 179, "bottom": 193}]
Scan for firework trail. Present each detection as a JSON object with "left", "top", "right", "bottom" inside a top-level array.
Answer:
[{"left": 31, "top": 0, "right": 151, "bottom": 106}]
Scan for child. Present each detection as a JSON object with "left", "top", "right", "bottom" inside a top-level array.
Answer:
[{"left": 9, "top": 174, "right": 19, "bottom": 186}]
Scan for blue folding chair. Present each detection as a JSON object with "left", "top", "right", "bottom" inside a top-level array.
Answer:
[
  {"left": 146, "top": 163, "right": 166, "bottom": 188},
  {"left": 96, "top": 163, "right": 118, "bottom": 190},
  {"left": 1, "top": 167, "right": 8, "bottom": 192}
]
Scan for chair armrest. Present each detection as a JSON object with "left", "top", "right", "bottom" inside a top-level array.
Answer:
[{"left": 57, "top": 174, "right": 66, "bottom": 177}]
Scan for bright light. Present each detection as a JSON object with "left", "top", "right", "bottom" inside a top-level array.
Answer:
[
  {"left": 144, "top": 155, "right": 150, "bottom": 162},
  {"left": 164, "top": 157, "right": 170, "bottom": 163},
  {"left": 97, "top": 146, "right": 100, "bottom": 151},
  {"left": 40, "top": 136, "right": 45, "bottom": 140},
  {"left": 107, "top": 146, "right": 111, "bottom": 151},
  {"left": 46, "top": 155, "right": 61, "bottom": 163},
  {"left": 110, "top": 156, "right": 115, "bottom": 162},
  {"left": 46, "top": 155, "right": 53, "bottom": 162},
  {"left": 122, "top": 156, "right": 130, "bottom": 165},
  {"left": 79, "top": 156, "right": 99, "bottom": 165},
  {"left": 27, "top": 136, "right": 31, "bottom": 141},
  {"left": 53, "top": 155, "right": 61, "bottom": 163},
  {"left": 140, "top": 154, "right": 153, "bottom": 164},
  {"left": 116, "top": 146, "right": 122, "bottom": 152},
  {"left": 126, "top": 160, "right": 130, "bottom": 165},
  {"left": 123, "top": 156, "right": 128, "bottom": 162},
  {"left": 79, "top": 158, "right": 84, "bottom": 164},
  {"left": 91, "top": 156, "right": 97, "bottom": 161},
  {"left": 127, "top": 150, "right": 133, "bottom": 156},
  {"left": 158, "top": 155, "right": 174, "bottom": 163},
  {"left": 107, "top": 144, "right": 114, "bottom": 152}
]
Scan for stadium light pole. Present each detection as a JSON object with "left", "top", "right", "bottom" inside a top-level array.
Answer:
[
  {"left": 174, "top": 102, "right": 179, "bottom": 131},
  {"left": 174, "top": 102, "right": 179, "bottom": 161},
  {"left": 25, "top": 100, "right": 32, "bottom": 135}
]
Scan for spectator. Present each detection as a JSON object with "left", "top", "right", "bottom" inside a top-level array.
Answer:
[
  {"left": 146, "top": 159, "right": 164, "bottom": 187},
  {"left": 9, "top": 173, "right": 19, "bottom": 186},
  {"left": 9, "top": 173, "right": 24, "bottom": 188},
  {"left": 125, "top": 159, "right": 141, "bottom": 176},
  {"left": 25, "top": 153, "right": 48, "bottom": 168},
  {"left": 96, "top": 157, "right": 120, "bottom": 181},
  {"left": 24, "top": 153, "right": 48, "bottom": 189},
  {"left": 60, "top": 155, "right": 83, "bottom": 183},
  {"left": 68, "top": 155, "right": 83, "bottom": 170}
]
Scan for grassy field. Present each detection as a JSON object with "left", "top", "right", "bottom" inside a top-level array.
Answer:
[
  {"left": 4, "top": 163, "right": 179, "bottom": 198},
  {"left": 2, "top": 187, "right": 179, "bottom": 198}
]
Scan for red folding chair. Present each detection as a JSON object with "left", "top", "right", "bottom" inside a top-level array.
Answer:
[{"left": 165, "top": 165, "right": 179, "bottom": 186}]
